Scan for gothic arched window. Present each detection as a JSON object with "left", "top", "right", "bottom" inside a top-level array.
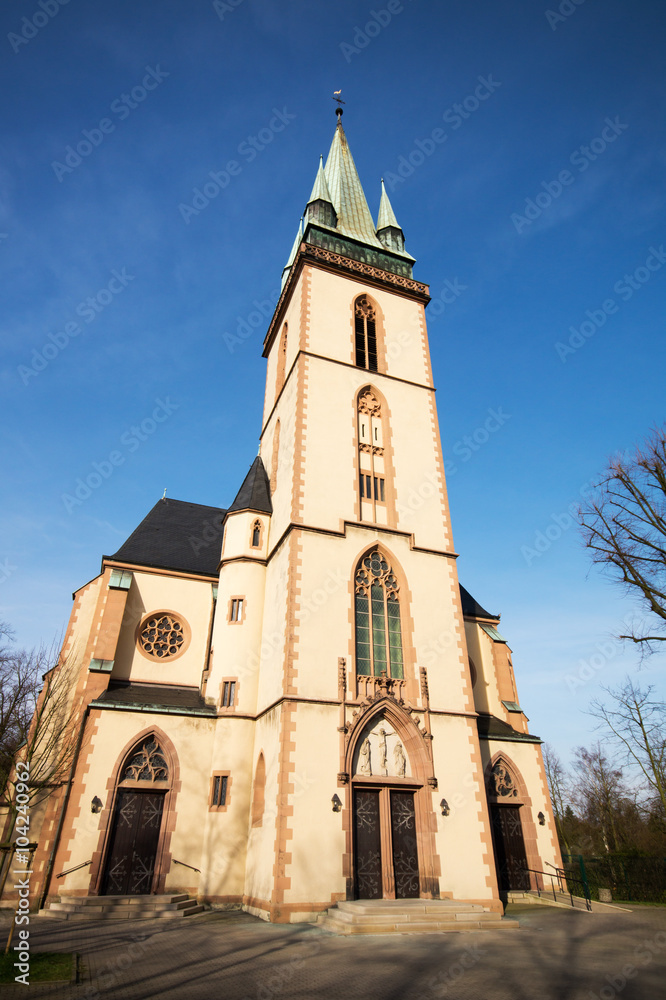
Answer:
[
  {"left": 251, "top": 520, "right": 262, "bottom": 548},
  {"left": 122, "top": 736, "right": 169, "bottom": 783},
  {"left": 354, "top": 296, "right": 378, "bottom": 371},
  {"left": 357, "top": 388, "right": 387, "bottom": 521},
  {"left": 354, "top": 550, "right": 404, "bottom": 679}
]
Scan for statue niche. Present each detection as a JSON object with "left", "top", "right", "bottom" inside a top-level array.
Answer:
[{"left": 352, "top": 714, "right": 411, "bottom": 779}]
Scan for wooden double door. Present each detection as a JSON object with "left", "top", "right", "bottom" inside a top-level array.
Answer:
[
  {"left": 490, "top": 805, "right": 530, "bottom": 891},
  {"left": 353, "top": 786, "right": 420, "bottom": 899},
  {"left": 101, "top": 790, "right": 165, "bottom": 895}
]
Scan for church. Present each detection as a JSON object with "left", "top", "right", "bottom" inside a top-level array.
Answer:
[{"left": 9, "top": 107, "right": 561, "bottom": 924}]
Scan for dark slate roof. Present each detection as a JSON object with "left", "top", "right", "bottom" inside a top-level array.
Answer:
[
  {"left": 227, "top": 456, "right": 273, "bottom": 514},
  {"left": 477, "top": 714, "right": 541, "bottom": 744},
  {"left": 459, "top": 584, "right": 497, "bottom": 620},
  {"left": 92, "top": 681, "right": 216, "bottom": 716},
  {"left": 106, "top": 498, "right": 226, "bottom": 576}
]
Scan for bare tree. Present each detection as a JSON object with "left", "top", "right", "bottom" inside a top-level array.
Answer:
[
  {"left": 571, "top": 743, "right": 628, "bottom": 854},
  {"left": 1, "top": 632, "right": 81, "bottom": 838},
  {"left": 578, "top": 426, "right": 666, "bottom": 651},
  {"left": 589, "top": 679, "right": 666, "bottom": 820},
  {"left": 542, "top": 743, "right": 572, "bottom": 855},
  {"left": 0, "top": 624, "right": 40, "bottom": 798}
]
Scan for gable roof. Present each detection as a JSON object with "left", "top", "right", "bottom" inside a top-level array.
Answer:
[
  {"left": 106, "top": 497, "right": 225, "bottom": 576},
  {"left": 227, "top": 456, "right": 273, "bottom": 514}
]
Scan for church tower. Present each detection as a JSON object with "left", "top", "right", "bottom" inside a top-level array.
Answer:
[
  {"left": 2, "top": 108, "right": 561, "bottom": 924},
  {"left": 204, "top": 107, "right": 561, "bottom": 919}
]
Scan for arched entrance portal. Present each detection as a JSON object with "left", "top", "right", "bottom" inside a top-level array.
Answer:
[
  {"left": 100, "top": 735, "right": 171, "bottom": 896},
  {"left": 487, "top": 757, "right": 530, "bottom": 891},
  {"left": 347, "top": 705, "right": 439, "bottom": 900}
]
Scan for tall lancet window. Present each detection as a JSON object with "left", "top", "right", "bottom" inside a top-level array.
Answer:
[
  {"left": 357, "top": 388, "right": 387, "bottom": 523},
  {"left": 354, "top": 296, "right": 378, "bottom": 371},
  {"left": 354, "top": 550, "right": 404, "bottom": 679}
]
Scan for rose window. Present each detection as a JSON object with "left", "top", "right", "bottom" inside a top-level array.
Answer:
[{"left": 139, "top": 614, "right": 185, "bottom": 658}]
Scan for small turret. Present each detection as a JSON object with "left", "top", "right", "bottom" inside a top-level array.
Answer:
[
  {"left": 305, "top": 156, "right": 337, "bottom": 229},
  {"left": 376, "top": 179, "right": 406, "bottom": 253}
]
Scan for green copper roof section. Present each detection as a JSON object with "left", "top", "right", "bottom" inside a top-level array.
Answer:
[
  {"left": 281, "top": 216, "right": 303, "bottom": 287},
  {"left": 377, "top": 179, "right": 401, "bottom": 232},
  {"left": 324, "top": 120, "right": 384, "bottom": 249},
  {"left": 307, "top": 155, "right": 333, "bottom": 206}
]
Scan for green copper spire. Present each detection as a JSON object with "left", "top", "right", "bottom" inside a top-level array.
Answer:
[
  {"left": 306, "top": 155, "right": 336, "bottom": 229},
  {"left": 281, "top": 216, "right": 303, "bottom": 288},
  {"left": 376, "top": 178, "right": 405, "bottom": 253},
  {"left": 377, "top": 179, "right": 400, "bottom": 231},
  {"left": 307, "top": 155, "right": 333, "bottom": 205},
  {"left": 323, "top": 117, "right": 384, "bottom": 249},
  {"left": 281, "top": 109, "right": 415, "bottom": 284}
]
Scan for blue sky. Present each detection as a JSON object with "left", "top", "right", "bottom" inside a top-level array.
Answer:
[{"left": 2, "top": 0, "right": 665, "bottom": 768}]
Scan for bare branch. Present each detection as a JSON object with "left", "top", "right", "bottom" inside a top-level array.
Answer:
[{"left": 578, "top": 426, "right": 666, "bottom": 650}]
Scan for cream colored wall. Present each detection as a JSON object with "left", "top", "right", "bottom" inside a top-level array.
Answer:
[
  {"left": 296, "top": 357, "right": 449, "bottom": 553},
  {"left": 306, "top": 267, "right": 430, "bottom": 386},
  {"left": 262, "top": 279, "right": 303, "bottom": 425},
  {"left": 292, "top": 526, "right": 468, "bottom": 713},
  {"left": 199, "top": 717, "right": 255, "bottom": 899},
  {"left": 283, "top": 703, "right": 345, "bottom": 905},
  {"left": 243, "top": 705, "right": 282, "bottom": 905},
  {"left": 221, "top": 511, "right": 269, "bottom": 562},
  {"left": 466, "top": 624, "right": 508, "bottom": 722},
  {"left": 430, "top": 716, "right": 497, "bottom": 900},
  {"left": 58, "top": 709, "right": 215, "bottom": 895},
  {"left": 209, "top": 560, "right": 267, "bottom": 712},
  {"left": 253, "top": 541, "right": 290, "bottom": 712},
  {"left": 71, "top": 579, "right": 104, "bottom": 660},
  {"left": 260, "top": 369, "right": 297, "bottom": 544},
  {"left": 111, "top": 572, "right": 214, "bottom": 687}
]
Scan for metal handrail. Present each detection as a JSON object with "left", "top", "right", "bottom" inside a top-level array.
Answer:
[
  {"left": 172, "top": 859, "right": 200, "bottom": 873},
  {"left": 56, "top": 860, "right": 92, "bottom": 879},
  {"left": 522, "top": 866, "right": 592, "bottom": 911}
]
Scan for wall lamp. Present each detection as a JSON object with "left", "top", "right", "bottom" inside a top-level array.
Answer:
[
  {"left": 331, "top": 794, "right": 342, "bottom": 813},
  {"left": 537, "top": 811, "right": 545, "bottom": 826},
  {"left": 440, "top": 799, "right": 450, "bottom": 817},
  {"left": 91, "top": 796, "right": 103, "bottom": 814}
]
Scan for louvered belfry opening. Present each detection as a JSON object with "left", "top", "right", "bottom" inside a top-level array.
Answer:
[{"left": 355, "top": 296, "right": 378, "bottom": 371}]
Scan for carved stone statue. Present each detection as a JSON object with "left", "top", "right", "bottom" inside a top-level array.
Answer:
[
  {"left": 358, "top": 738, "right": 372, "bottom": 776},
  {"left": 378, "top": 726, "right": 389, "bottom": 773},
  {"left": 394, "top": 741, "right": 406, "bottom": 777}
]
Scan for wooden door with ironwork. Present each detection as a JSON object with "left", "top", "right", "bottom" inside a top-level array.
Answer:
[
  {"left": 101, "top": 790, "right": 165, "bottom": 895},
  {"left": 353, "top": 788, "right": 383, "bottom": 899},
  {"left": 353, "top": 786, "right": 420, "bottom": 899},
  {"left": 390, "top": 790, "right": 419, "bottom": 898},
  {"left": 490, "top": 805, "right": 529, "bottom": 890}
]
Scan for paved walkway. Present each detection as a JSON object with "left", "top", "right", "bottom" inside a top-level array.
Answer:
[{"left": 3, "top": 902, "right": 666, "bottom": 999}]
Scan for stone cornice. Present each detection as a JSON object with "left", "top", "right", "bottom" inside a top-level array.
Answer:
[{"left": 263, "top": 242, "right": 430, "bottom": 358}]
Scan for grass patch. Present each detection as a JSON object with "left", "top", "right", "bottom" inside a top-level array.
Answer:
[
  {"left": 0, "top": 951, "right": 74, "bottom": 983},
  {"left": 612, "top": 899, "right": 666, "bottom": 908}
]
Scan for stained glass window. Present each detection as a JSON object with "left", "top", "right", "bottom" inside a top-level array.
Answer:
[{"left": 354, "top": 550, "right": 404, "bottom": 678}]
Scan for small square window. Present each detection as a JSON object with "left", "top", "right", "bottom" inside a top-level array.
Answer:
[
  {"left": 230, "top": 598, "right": 244, "bottom": 622},
  {"left": 222, "top": 681, "right": 236, "bottom": 707}
]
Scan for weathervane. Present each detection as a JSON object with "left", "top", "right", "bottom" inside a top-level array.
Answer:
[{"left": 332, "top": 89, "right": 345, "bottom": 119}]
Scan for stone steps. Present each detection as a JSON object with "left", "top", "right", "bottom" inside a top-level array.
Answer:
[
  {"left": 318, "top": 899, "right": 519, "bottom": 935},
  {"left": 41, "top": 893, "right": 204, "bottom": 921}
]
